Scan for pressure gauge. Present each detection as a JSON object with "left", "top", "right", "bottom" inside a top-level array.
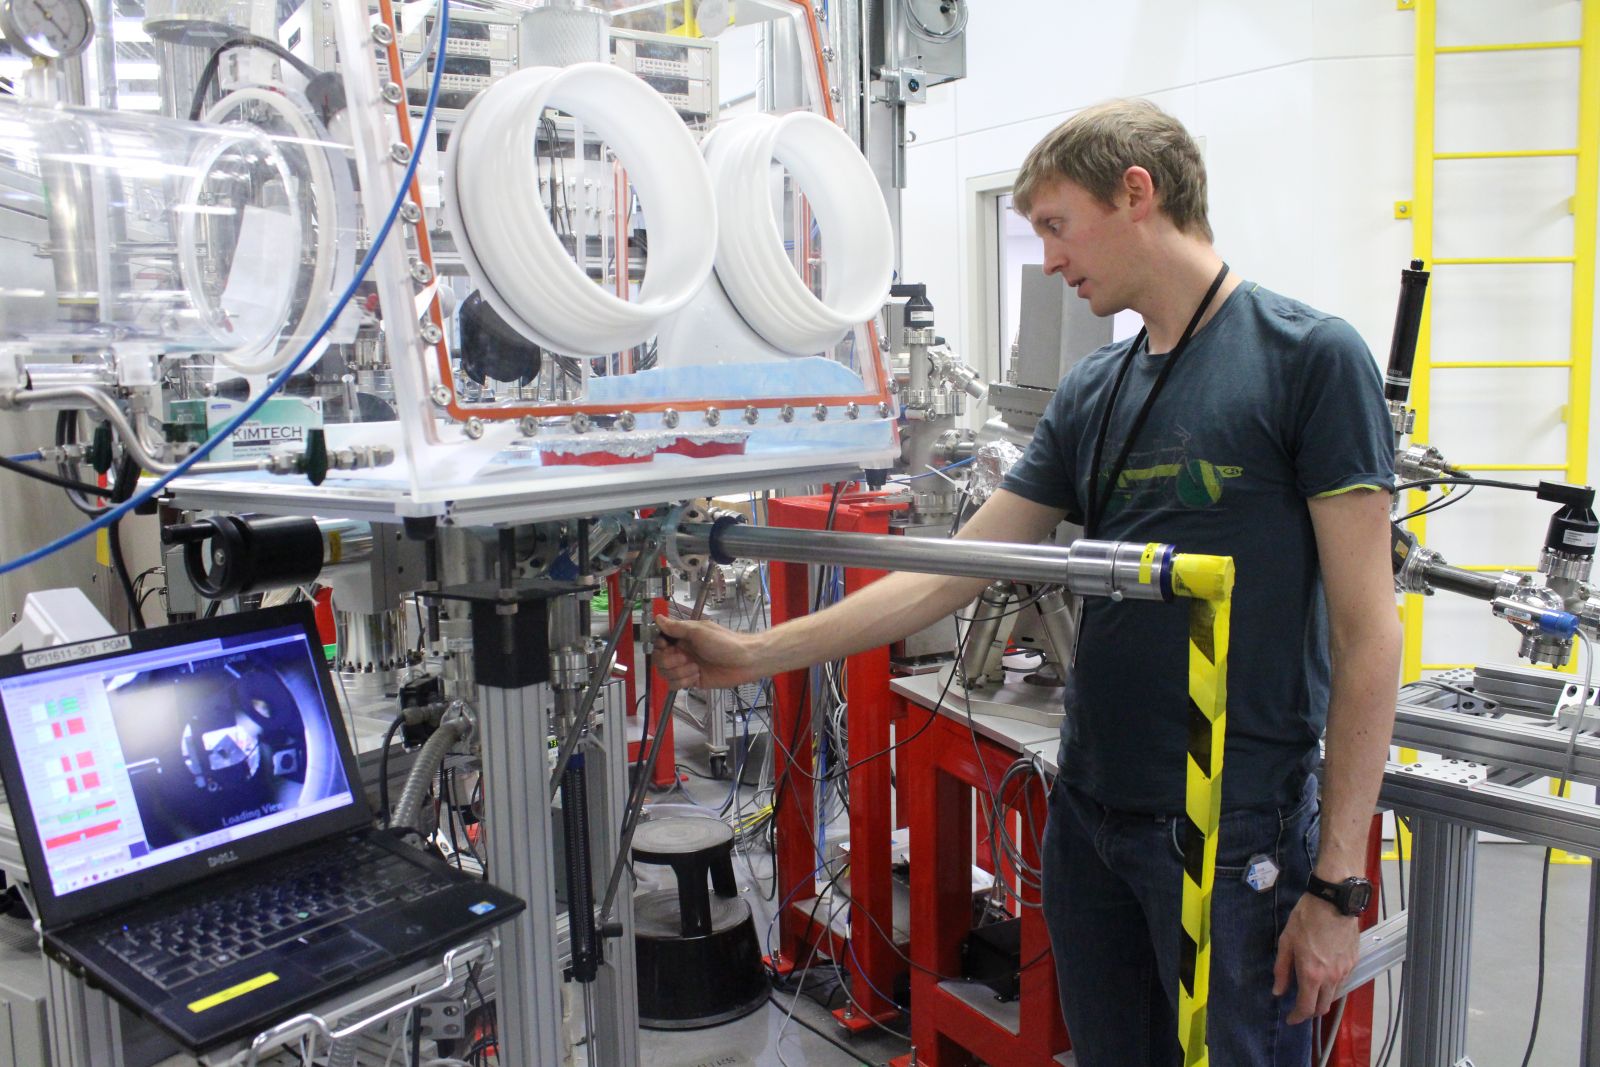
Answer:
[
  {"left": 0, "top": 0, "right": 93, "bottom": 60},
  {"left": 903, "top": 0, "right": 967, "bottom": 42}
]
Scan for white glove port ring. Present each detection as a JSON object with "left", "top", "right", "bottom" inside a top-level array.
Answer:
[
  {"left": 446, "top": 62, "right": 718, "bottom": 357},
  {"left": 702, "top": 111, "right": 893, "bottom": 356}
]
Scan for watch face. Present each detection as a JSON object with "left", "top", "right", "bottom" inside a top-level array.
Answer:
[{"left": 1347, "top": 880, "right": 1373, "bottom": 915}]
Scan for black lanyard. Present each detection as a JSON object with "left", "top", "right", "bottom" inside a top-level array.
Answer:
[{"left": 1084, "top": 263, "right": 1230, "bottom": 537}]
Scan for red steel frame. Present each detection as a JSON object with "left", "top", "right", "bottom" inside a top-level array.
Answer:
[
  {"left": 765, "top": 490, "right": 908, "bottom": 1030},
  {"left": 751, "top": 491, "right": 1381, "bottom": 1059},
  {"left": 889, "top": 701, "right": 1069, "bottom": 1066}
]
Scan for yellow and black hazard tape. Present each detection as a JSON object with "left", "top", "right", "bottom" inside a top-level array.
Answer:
[{"left": 1168, "top": 551, "right": 1236, "bottom": 1067}]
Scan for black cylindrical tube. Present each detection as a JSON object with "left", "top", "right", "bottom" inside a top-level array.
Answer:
[
  {"left": 177, "top": 515, "right": 324, "bottom": 599},
  {"left": 561, "top": 754, "right": 599, "bottom": 983},
  {"left": 1426, "top": 562, "right": 1502, "bottom": 601},
  {"left": 424, "top": 538, "right": 441, "bottom": 645},
  {"left": 1385, "top": 259, "right": 1431, "bottom": 404}
]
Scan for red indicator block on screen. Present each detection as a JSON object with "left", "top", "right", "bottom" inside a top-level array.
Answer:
[{"left": 43, "top": 818, "right": 120, "bottom": 850}]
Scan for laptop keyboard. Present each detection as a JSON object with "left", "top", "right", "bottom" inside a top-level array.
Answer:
[{"left": 95, "top": 839, "right": 456, "bottom": 991}]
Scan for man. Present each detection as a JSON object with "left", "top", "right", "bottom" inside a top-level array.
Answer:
[{"left": 655, "top": 98, "right": 1401, "bottom": 1066}]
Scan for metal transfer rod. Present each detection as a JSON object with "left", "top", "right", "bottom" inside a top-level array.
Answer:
[{"left": 676, "top": 522, "right": 1174, "bottom": 601}]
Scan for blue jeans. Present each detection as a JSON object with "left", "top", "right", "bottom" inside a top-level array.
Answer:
[{"left": 1041, "top": 774, "right": 1320, "bottom": 1067}]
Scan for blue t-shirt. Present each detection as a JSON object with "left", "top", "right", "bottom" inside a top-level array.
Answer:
[{"left": 1001, "top": 282, "right": 1394, "bottom": 813}]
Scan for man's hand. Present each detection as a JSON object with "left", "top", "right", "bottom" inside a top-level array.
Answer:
[
  {"left": 1272, "top": 894, "right": 1359, "bottom": 1023},
  {"left": 653, "top": 614, "right": 761, "bottom": 690}
]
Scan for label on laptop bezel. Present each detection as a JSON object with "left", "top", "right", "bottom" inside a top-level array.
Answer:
[
  {"left": 0, "top": 603, "right": 373, "bottom": 930},
  {"left": 22, "top": 636, "right": 131, "bottom": 670}
]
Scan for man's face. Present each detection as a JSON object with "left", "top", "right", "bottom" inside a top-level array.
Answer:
[{"left": 1026, "top": 177, "right": 1135, "bottom": 317}]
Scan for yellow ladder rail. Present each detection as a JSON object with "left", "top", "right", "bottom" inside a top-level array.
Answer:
[
  {"left": 1430, "top": 360, "right": 1574, "bottom": 369},
  {"left": 1435, "top": 149, "right": 1579, "bottom": 159},
  {"left": 1432, "top": 255, "right": 1577, "bottom": 265},
  {"left": 1397, "top": 0, "right": 1598, "bottom": 864},
  {"left": 1435, "top": 40, "right": 1580, "bottom": 54}
]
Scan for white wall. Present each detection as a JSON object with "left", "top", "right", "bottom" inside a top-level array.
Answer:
[{"left": 901, "top": 0, "right": 1599, "bottom": 675}]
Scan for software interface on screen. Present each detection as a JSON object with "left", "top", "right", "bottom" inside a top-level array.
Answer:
[{"left": 0, "top": 624, "right": 354, "bottom": 898}]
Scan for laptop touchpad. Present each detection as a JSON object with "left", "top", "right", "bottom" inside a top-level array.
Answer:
[{"left": 285, "top": 928, "right": 384, "bottom": 972}]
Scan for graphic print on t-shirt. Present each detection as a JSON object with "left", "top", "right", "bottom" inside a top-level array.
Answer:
[{"left": 1094, "top": 425, "right": 1243, "bottom": 522}]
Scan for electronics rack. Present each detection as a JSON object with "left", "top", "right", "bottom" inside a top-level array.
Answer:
[{"left": 383, "top": 13, "right": 717, "bottom": 128}]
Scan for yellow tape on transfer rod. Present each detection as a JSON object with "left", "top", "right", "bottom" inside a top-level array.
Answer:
[
  {"left": 1171, "top": 552, "right": 1234, "bottom": 603},
  {"left": 1169, "top": 553, "right": 1234, "bottom": 1067},
  {"left": 187, "top": 972, "right": 279, "bottom": 1014},
  {"left": 1140, "top": 541, "right": 1160, "bottom": 585}
]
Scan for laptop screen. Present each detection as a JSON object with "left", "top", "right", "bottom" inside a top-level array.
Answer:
[{"left": 0, "top": 607, "right": 360, "bottom": 907}]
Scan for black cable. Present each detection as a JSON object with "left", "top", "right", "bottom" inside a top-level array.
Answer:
[
  {"left": 55, "top": 412, "right": 112, "bottom": 517},
  {"left": 408, "top": 1004, "right": 422, "bottom": 1067},
  {"left": 378, "top": 712, "right": 405, "bottom": 827},
  {"left": 764, "top": 482, "right": 847, "bottom": 861},
  {"left": 442, "top": 765, "right": 463, "bottom": 870},
  {"left": 0, "top": 452, "right": 109, "bottom": 497},
  {"left": 1517, "top": 637, "right": 1593, "bottom": 1067},
  {"left": 764, "top": 991, "right": 875, "bottom": 1065},
  {"left": 106, "top": 452, "right": 145, "bottom": 630},
  {"left": 1397, "top": 480, "right": 1474, "bottom": 522},
  {"left": 1377, "top": 818, "right": 1410, "bottom": 1067},
  {"left": 779, "top": 864, "right": 913, "bottom": 1043},
  {"left": 23, "top": 418, "right": 147, "bottom": 630},
  {"left": 1378, "top": 982, "right": 1404, "bottom": 1067},
  {"left": 1517, "top": 848, "right": 1554, "bottom": 1067},
  {"left": 187, "top": 34, "right": 321, "bottom": 122},
  {"left": 1394, "top": 475, "right": 1540, "bottom": 494},
  {"left": 105, "top": 521, "right": 143, "bottom": 630},
  {"left": 766, "top": 634, "right": 966, "bottom": 783}
]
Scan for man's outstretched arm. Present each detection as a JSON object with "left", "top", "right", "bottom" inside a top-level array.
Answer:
[{"left": 654, "top": 489, "right": 1068, "bottom": 690}]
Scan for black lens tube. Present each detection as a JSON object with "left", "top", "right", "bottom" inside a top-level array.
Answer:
[{"left": 1385, "top": 258, "right": 1431, "bottom": 405}]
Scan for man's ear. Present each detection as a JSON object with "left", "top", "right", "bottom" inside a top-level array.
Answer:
[{"left": 1122, "top": 165, "right": 1156, "bottom": 222}]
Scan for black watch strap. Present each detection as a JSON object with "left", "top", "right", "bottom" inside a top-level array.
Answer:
[{"left": 1306, "top": 873, "right": 1373, "bottom": 917}]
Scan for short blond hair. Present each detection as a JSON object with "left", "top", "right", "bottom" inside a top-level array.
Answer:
[{"left": 1013, "top": 99, "right": 1212, "bottom": 242}]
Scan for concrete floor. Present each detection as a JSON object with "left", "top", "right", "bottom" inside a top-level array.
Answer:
[
  {"left": 1369, "top": 845, "right": 1592, "bottom": 1067},
  {"left": 636, "top": 726, "right": 1595, "bottom": 1066}
]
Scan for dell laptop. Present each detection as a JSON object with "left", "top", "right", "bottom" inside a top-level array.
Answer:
[{"left": 0, "top": 602, "right": 524, "bottom": 1053}]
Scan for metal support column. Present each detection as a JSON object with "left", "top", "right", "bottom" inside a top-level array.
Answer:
[
  {"left": 1586, "top": 852, "right": 1600, "bottom": 1065},
  {"left": 477, "top": 683, "right": 565, "bottom": 1067},
  {"left": 1400, "top": 816, "right": 1477, "bottom": 1067},
  {"left": 587, "top": 681, "right": 641, "bottom": 1067},
  {"left": 45, "top": 954, "right": 121, "bottom": 1067}
]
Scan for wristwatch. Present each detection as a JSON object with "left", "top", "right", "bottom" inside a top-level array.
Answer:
[{"left": 1305, "top": 873, "right": 1373, "bottom": 917}]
